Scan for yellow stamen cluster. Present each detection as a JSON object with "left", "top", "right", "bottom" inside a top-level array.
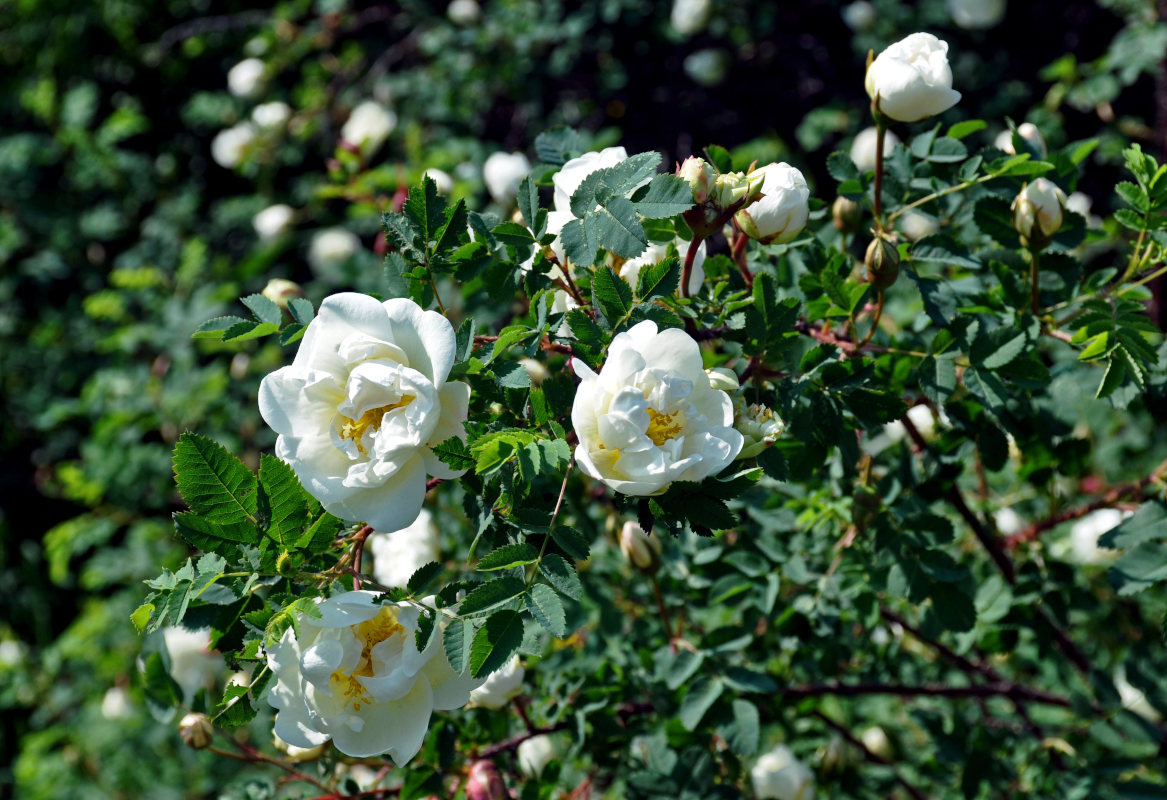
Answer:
[
  {"left": 329, "top": 606, "right": 405, "bottom": 710},
  {"left": 338, "top": 397, "right": 414, "bottom": 453},
  {"left": 646, "top": 408, "right": 683, "bottom": 446}
]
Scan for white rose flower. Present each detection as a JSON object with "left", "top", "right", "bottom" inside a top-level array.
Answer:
[
  {"left": 1053, "top": 508, "right": 1130, "bottom": 566},
  {"left": 671, "top": 0, "right": 712, "bottom": 36},
  {"left": 860, "top": 726, "right": 894, "bottom": 760},
  {"left": 342, "top": 101, "right": 397, "bottom": 156},
  {"left": 211, "top": 122, "right": 257, "bottom": 168},
  {"left": 162, "top": 626, "right": 221, "bottom": 703},
  {"left": 266, "top": 591, "right": 479, "bottom": 764},
  {"left": 258, "top": 293, "right": 471, "bottom": 531},
  {"left": 227, "top": 57, "right": 265, "bottom": 98},
  {"left": 483, "top": 151, "right": 531, "bottom": 203},
  {"left": 368, "top": 508, "right": 441, "bottom": 589},
  {"left": 308, "top": 228, "right": 361, "bottom": 274},
  {"left": 994, "top": 122, "right": 1046, "bottom": 157},
  {"left": 252, "top": 101, "right": 292, "bottom": 130},
  {"left": 618, "top": 237, "right": 706, "bottom": 296},
  {"left": 618, "top": 521, "right": 662, "bottom": 572},
  {"left": 948, "top": 0, "right": 1006, "bottom": 29},
  {"left": 447, "top": 0, "right": 480, "bottom": 25},
  {"left": 1012, "top": 178, "right": 1066, "bottom": 245},
  {"left": 552, "top": 146, "right": 634, "bottom": 214},
  {"left": 517, "top": 734, "right": 558, "bottom": 778},
  {"left": 993, "top": 507, "right": 1025, "bottom": 536},
  {"left": 1066, "top": 191, "right": 1100, "bottom": 228},
  {"left": 865, "top": 33, "right": 962, "bottom": 122},
  {"left": 898, "top": 210, "right": 939, "bottom": 241},
  {"left": 751, "top": 744, "right": 815, "bottom": 800},
  {"left": 883, "top": 404, "right": 938, "bottom": 443},
  {"left": 571, "top": 320, "right": 743, "bottom": 496},
  {"left": 101, "top": 687, "right": 132, "bottom": 720},
  {"left": 253, "top": 204, "right": 295, "bottom": 241},
  {"left": 424, "top": 168, "right": 455, "bottom": 195},
  {"left": 841, "top": 1, "right": 876, "bottom": 32},
  {"left": 735, "top": 162, "right": 810, "bottom": 245},
  {"left": 849, "top": 127, "right": 900, "bottom": 173},
  {"left": 468, "top": 655, "right": 525, "bottom": 709}
]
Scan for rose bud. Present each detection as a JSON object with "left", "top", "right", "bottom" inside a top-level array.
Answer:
[
  {"left": 832, "top": 195, "right": 863, "bottom": 234},
  {"left": 735, "top": 163, "right": 810, "bottom": 245},
  {"left": 619, "top": 521, "right": 662, "bottom": 573},
  {"left": 865, "top": 234, "right": 900, "bottom": 288},
  {"left": 750, "top": 744, "right": 815, "bottom": 800},
  {"left": 1012, "top": 178, "right": 1066, "bottom": 249},
  {"left": 678, "top": 156, "right": 717, "bottom": 204},
  {"left": 466, "top": 759, "right": 506, "bottom": 800},
  {"left": 178, "top": 712, "right": 214, "bottom": 750},
  {"left": 994, "top": 122, "right": 1047, "bottom": 158},
  {"left": 866, "top": 33, "right": 962, "bottom": 122}
]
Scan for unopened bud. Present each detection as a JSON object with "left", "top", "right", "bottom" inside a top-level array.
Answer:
[
  {"left": 864, "top": 235, "right": 900, "bottom": 288},
  {"left": 619, "top": 521, "right": 662, "bottom": 573},
  {"left": 1012, "top": 178, "right": 1066, "bottom": 250},
  {"left": 276, "top": 551, "right": 295, "bottom": 577},
  {"left": 819, "top": 734, "right": 860, "bottom": 775},
  {"left": 995, "top": 122, "right": 1047, "bottom": 158},
  {"left": 713, "top": 170, "right": 764, "bottom": 210},
  {"left": 734, "top": 400, "right": 784, "bottom": 460},
  {"left": 465, "top": 760, "right": 505, "bottom": 800},
  {"left": 861, "top": 726, "right": 894, "bottom": 761},
  {"left": 262, "top": 278, "right": 305, "bottom": 309},
  {"left": 677, "top": 156, "right": 716, "bottom": 204},
  {"left": 179, "top": 712, "right": 213, "bottom": 749},
  {"left": 274, "top": 733, "right": 327, "bottom": 763},
  {"left": 832, "top": 196, "right": 863, "bottom": 234},
  {"left": 706, "top": 367, "right": 739, "bottom": 392},
  {"left": 520, "top": 357, "right": 549, "bottom": 386}
]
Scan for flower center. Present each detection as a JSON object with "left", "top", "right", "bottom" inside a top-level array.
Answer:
[
  {"left": 646, "top": 408, "right": 683, "bottom": 446},
  {"left": 338, "top": 397, "right": 414, "bottom": 453},
  {"left": 329, "top": 606, "right": 405, "bottom": 710}
]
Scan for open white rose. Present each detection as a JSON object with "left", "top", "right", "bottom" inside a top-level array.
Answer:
[
  {"left": 1050, "top": 508, "right": 1130, "bottom": 566},
  {"left": 865, "top": 33, "right": 962, "bottom": 122},
  {"left": 369, "top": 508, "right": 441, "bottom": 588},
  {"left": 342, "top": 101, "right": 396, "bottom": 156},
  {"left": 227, "top": 57, "right": 265, "bottom": 98},
  {"left": 252, "top": 101, "right": 292, "bottom": 130},
  {"left": 571, "top": 320, "right": 743, "bottom": 496},
  {"left": 162, "top": 626, "right": 221, "bottom": 703},
  {"left": 850, "top": 126, "right": 900, "bottom": 173},
  {"left": 258, "top": 293, "right": 470, "bottom": 531},
  {"left": 253, "top": 204, "right": 295, "bottom": 241},
  {"left": 211, "top": 122, "right": 257, "bottom": 168},
  {"left": 468, "top": 655, "right": 525, "bottom": 709},
  {"left": 618, "top": 237, "right": 706, "bottom": 296},
  {"left": 308, "top": 228, "right": 361, "bottom": 274},
  {"left": 483, "top": 151, "right": 531, "bottom": 203},
  {"left": 266, "top": 591, "right": 479, "bottom": 764},
  {"left": 735, "top": 162, "right": 810, "bottom": 245},
  {"left": 841, "top": 1, "right": 876, "bottom": 32},
  {"left": 751, "top": 744, "right": 815, "bottom": 800},
  {"left": 948, "top": 0, "right": 1006, "bottom": 29}
]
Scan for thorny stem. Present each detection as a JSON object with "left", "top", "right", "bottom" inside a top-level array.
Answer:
[
  {"left": 858, "top": 289, "right": 885, "bottom": 347},
  {"left": 209, "top": 741, "right": 330, "bottom": 791},
  {"left": 349, "top": 525, "right": 373, "bottom": 590},
  {"left": 547, "top": 251, "right": 587, "bottom": 307},
  {"left": 812, "top": 711, "right": 928, "bottom": 800}
]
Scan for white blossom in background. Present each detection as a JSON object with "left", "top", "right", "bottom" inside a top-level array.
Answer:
[
  {"left": 948, "top": 0, "right": 1006, "bottom": 29},
  {"left": 898, "top": 210, "right": 939, "bottom": 241},
  {"left": 841, "top": 1, "right": 876, "bottom": 32},
  {"left": 1051, "top": 508, "right": 1130, "bottom": 565},
  {"left": 618, "top": 237, "right": 707, "bottom": 296},
  {"left": 252, "top": 101, "right": 292, "bottom": 130},
  {"left": 0, "top": 639, "right": 26, "bottom": 668},
  {"left": 211, "top": 122, "right": 257, "bottom": 168},
  {"left": 101, "top": 687, "right": 132, "bottom": 720},
  {"left": 734, "top": 399, "right": 784, "bottom": 459},
  {"left": 161, "top": 626, "right": 220, "bottom": 703},
  {"left": 1066, "top": 191, "right": 1100, "bottom": 228},
  {"left": 517, "top": 734, "right": 558, "bottom": 778},
  {"left": 993, "top": 507, "right": 1025, "bottom": 536},
  {"left": 865, "top": 33, "right": 962, "bottom": 122},
  {"left": 884, "top": 404, "right": 939, "bottom": 443},
  {"left": 683, "top": 48, "right": 729, "bottom": 86},
  {"left": 424, "top": 168, "right": 455, "bottom": 195},
  {"left": 468, "top": 655, "right": 525, "bottom": 709},
  {"left": 342, "top": 101, "right": 396, "bottom": 156},
  {"left": 994, "top": 122, "right": 1046, "bottom": 157},
  {"left": 307, "top": 228, "right": 361, "bottom": 274},
  {"left": 253, "top": 204, "right": 295, "bottom": 241},
  {"left": 227, "top": 57, "right": 265, "bottom": 98},
  {"left": 368, "top": 508, "right": 441, "bottom": 589},
  {"left": 571, "top": 320, "right": 743, "bottom": 496},
  {"left": 860, "top": 726, "right": 894, "bottom": 760},
  {"left": 1114, "top": 666, "right": 1162, "bottom": 722},
  {"left": 483, "top": 151, "right": 531, "bottom": 204},
  {"left": 849, "top": 126, "right": 900, "bottom": 173},
  {"left": 258, "top": 293, "right": 470, "bottom": 531},
  {"left": 735, "top": 162, "right": 810, "bottom": 244},
  {"left": 266, "top": 591, "right": 479, "bottom": 764},
  {"left": 750, "top": 744, "right": 816, "bottom": 800},
  {"left": 671, "top": 0, "right": 712, "bottom": 36},
  {"left": 618, "top": 521, "right": 662, "bottom": 572},
  {"left": 274, "top": 733, "right": 328, "bottom": 763},
  {"left": 447, "top": 0, "right": 480, "bottom": 25}
]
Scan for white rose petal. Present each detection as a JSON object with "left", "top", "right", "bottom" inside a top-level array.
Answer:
[
  {"left": 162, "top": 626, "right": 221, "bottom": 703},
  {"left": 342, "top": 101, "right": 397, "bottom": 156},
  {"left": 258, "top": 293, "right": 471, "bottom": 531},
  {"left": 308, "top": 228, "right": 361, "bottom": 274},
  {"left": 735, "top": 162, "right": 810, "bottom": 245},
  {"left": 252, "top": 101, "right": 292, "bottom": 130},
  {"left": 948, "top": 0, "right": 1006, "bottom": 29},
  {"left": 483, "top": 151, "right": 531, "bottom": 203},
  {"left": 865, "top": 33, "right": 962, "bottom": 122},
  {"left": 671, "top": 0, "right": 712, "bottom": 36},
  {"left": 552, "top": 146, "right": 633, "bottom": 214},
  {"left": 1115, "top": 666, "right": 1162, "bottom": 723},
  {"left": 841, "top": 1, "right": 876, "bottom": 31},
  {"left": 849, "top": 127, "right": 900, "bottom": 173},
  {"left": 1058, "top": 508, "right": 1130, "bottom": 566},
  {"left": 447, "top": 0, "right": 480, "bottom": 24},
  {"left": 618, "top": 237, "right": 706, "bottom": 296},
  {"left": 101, "top": 687, "right": 132, "bottom": 720},
  {"left": 517, "top": 734, "right": 558, "bottom": 778},
  {"left": 266, "top": 591, "right": 480, "bottom": 764},
  {"left": 227, "top": 58, "right": 265, "bottom": 98},
  {"left": 884, "top": 404, "right": 938, "bottom": 443},
  {"left": 211, "top": 123, "right": 257, "bottom": 168},
  {"left": 750, "top": 744, "right": 815, "bottom": 800},
  {"left": 468, "top": 655, "right": 525, "bottom": 709},
  {"left": 1012, "top": 178, "right": 1066, "bottom": 243},
  {"left": 254, "top": 204, "right": 295, "bottom": 241},
  {"left": 899, "top": 210, "right": 939, "bottom": 241},
  {"left": 369, "top": 509, "right": 441, "bottom": 589},
  {"left": 571, "top": 320, "right": 744, "bottom": 496}
]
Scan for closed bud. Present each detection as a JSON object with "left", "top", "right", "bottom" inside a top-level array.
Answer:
[
  {"left": 178, "top": 712, "right": 214, "bottom": 749},
  {"left": 865, "top": 235, "right": 900, "bottom": 288},
  {"left": 276, "top": 551, "right": 295, "bottom": 577},
  {"left": 706, "top": 367, "right": 740, "bottom": 393},
  {"left": 861, "top": 726, "right": 894, "bottom": 761},
  {"left": 1012, "top": 178, "right": 1066, "bottom": 250},
  {"left": 677, "top": 156, "right": 716, "bottom": 204},
  {"left": 713, "top": 170, "right": 765, "bottom": 211},
  {"left": 262, "top": 278, "right": 304, "bottom": 309},
  {"left": 819, "top": 735, "right": 860, "bottom": 775},
  {"left": 465, "top": 760, "right": 505, "bottom": 800},
  {"left": 619, "top": 521, "right": 662, "bottom": 573},
  {"left": 832, "top": 195, "right": 863, "bottom": 233},
  {"left": 735, "top": 163, "right": 811, "bottom": 245},
  {"left": 995, "top": 122, "right": 1047, "bottom": 158}
]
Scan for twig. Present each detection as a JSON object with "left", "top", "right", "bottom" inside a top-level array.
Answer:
[
  {"left": 784, "top": 682, "right": 1071, "bottom": 707},
  {"left": 350, "top": 525, "right": 373, "bottom": 590},
  {"left": 812, "top": 711, "right": 928, "bottom": 800},
  {"left": 151, "top": 10, "right": 269, "bottom": 53}
]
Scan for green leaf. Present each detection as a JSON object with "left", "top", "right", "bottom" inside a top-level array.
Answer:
[
  {"left": 1110, "top": 542, "right": 1167, "bottom": 595},
  {"left": 636, "top": 255, "right": 680, "bottom": 301},
  {"left": 974, "top": 196, "right": 1021, "bottom": 248},
  {"left": 414, "top": 609, "right": 438, "bottom": 653},
  {"left": 525, "top": 583, "right": 568, "bottom": 637},
  {"left": 131, "top": 602, "right": 154, "bottom": 633},
  {"left": 433, "top": 198, "right": 469, "bottom": 256},
  {"left": 728, "top": 699, "right": 760, "bottom": 756},
  {"left": 588, "top": 195, "right": 648, "bottom": 259},
  {"left": 142, "top": 652, "right": 181, "bottom": 708},
  {"left": 432, "top": 436, "right": 475, "bottom": 473},
  {"left": 258, "top": 453, "right": 307, "bottom": 550},
  {"left": 193, "top": 315, "right": 248, "bottom": 339},
  {"left": 826, "top": 151, "right": 860, "bottom": 183},
  {"left": 443, "top": 617, "right": 475, "bottom": 674},
  {"left": 517, "top": 175, "right": 540, "bottom": 232},
  {"left": 550, "top": 526, "right": 591, "bottom": 560},
  {"left": 407, "top": 561, "right": 443, "bottom": 594},
  {"left": 1100, "top": 502, "right": 1167, "bottom": 549},
  {"left": 947, "top": 119, "right": 987, "bottom": 140},
  {"left": 288, "top": 297, "right": 314, "bottom": 325},
  {"left": 404, "top": 174, "right": 446, "bottom": 245},
  {"left": 534, "top": 126, "right": 583, "bottom": 165},
  {"left": 704, "top": 144, "right": 732, "bottom": 173},
  {"left": 478, "top": 543, "right": 540, "bottom": 571},
  {"left": 971, "top": 324, "right": 1029, "bottom": 370},
  {"left": 222, "top": 320, "right": 280, "bottom": 342},
  {"left": 592, "top": 266, "right": 634, "bottom": 327},
  {"left": 679, "top": 676, "right": 724, "bottom": 731},
  {"left": 242, "top": 293, "right": 282, "bottom": 326},
  {"left": 470, "top": 610, "right": 525, "bottom": 678},
  {"left": 570, "top": 151, "right": 661, "bottom": 217},
  {"left": 560, "top": 217, "right": 599, "bottom": 266},
  {"left": 539, "top": 553, "right": 582, "bottom": 600},
  {"left": 930, "top": 584, "right": 976, "bottom": 632},
  {"left": 172, "top": 512, "right": 259, "bottom": 556},
  {"left": 295, "top": 511, "right": 344, "bottom": 553},
  {"left": 173, "top": 432, "right": 258, "bottom": 524},
  {"left": 458, "top": 576, "right": 526, "bottom": 616},
  {"left": 632, "top": 173, "right": 694, "bottom": 219}
]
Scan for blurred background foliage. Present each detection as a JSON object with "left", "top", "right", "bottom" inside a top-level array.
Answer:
[{"left": 2, "top": 0, "right": 1165, "bottom": 796}]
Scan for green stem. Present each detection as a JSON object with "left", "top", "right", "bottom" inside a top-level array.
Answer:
[
  {"left": 873, "top": 122, "right": 886, "bottom": 230},
  {"left": 885, "top": 174, "right": 998, "bottom": 226},
  {"left": 526, "top": 457, "right": 575, "bottom": 589},
  {"left": 1030, "top": 249, "right": 1041, "bottom": 316}
]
